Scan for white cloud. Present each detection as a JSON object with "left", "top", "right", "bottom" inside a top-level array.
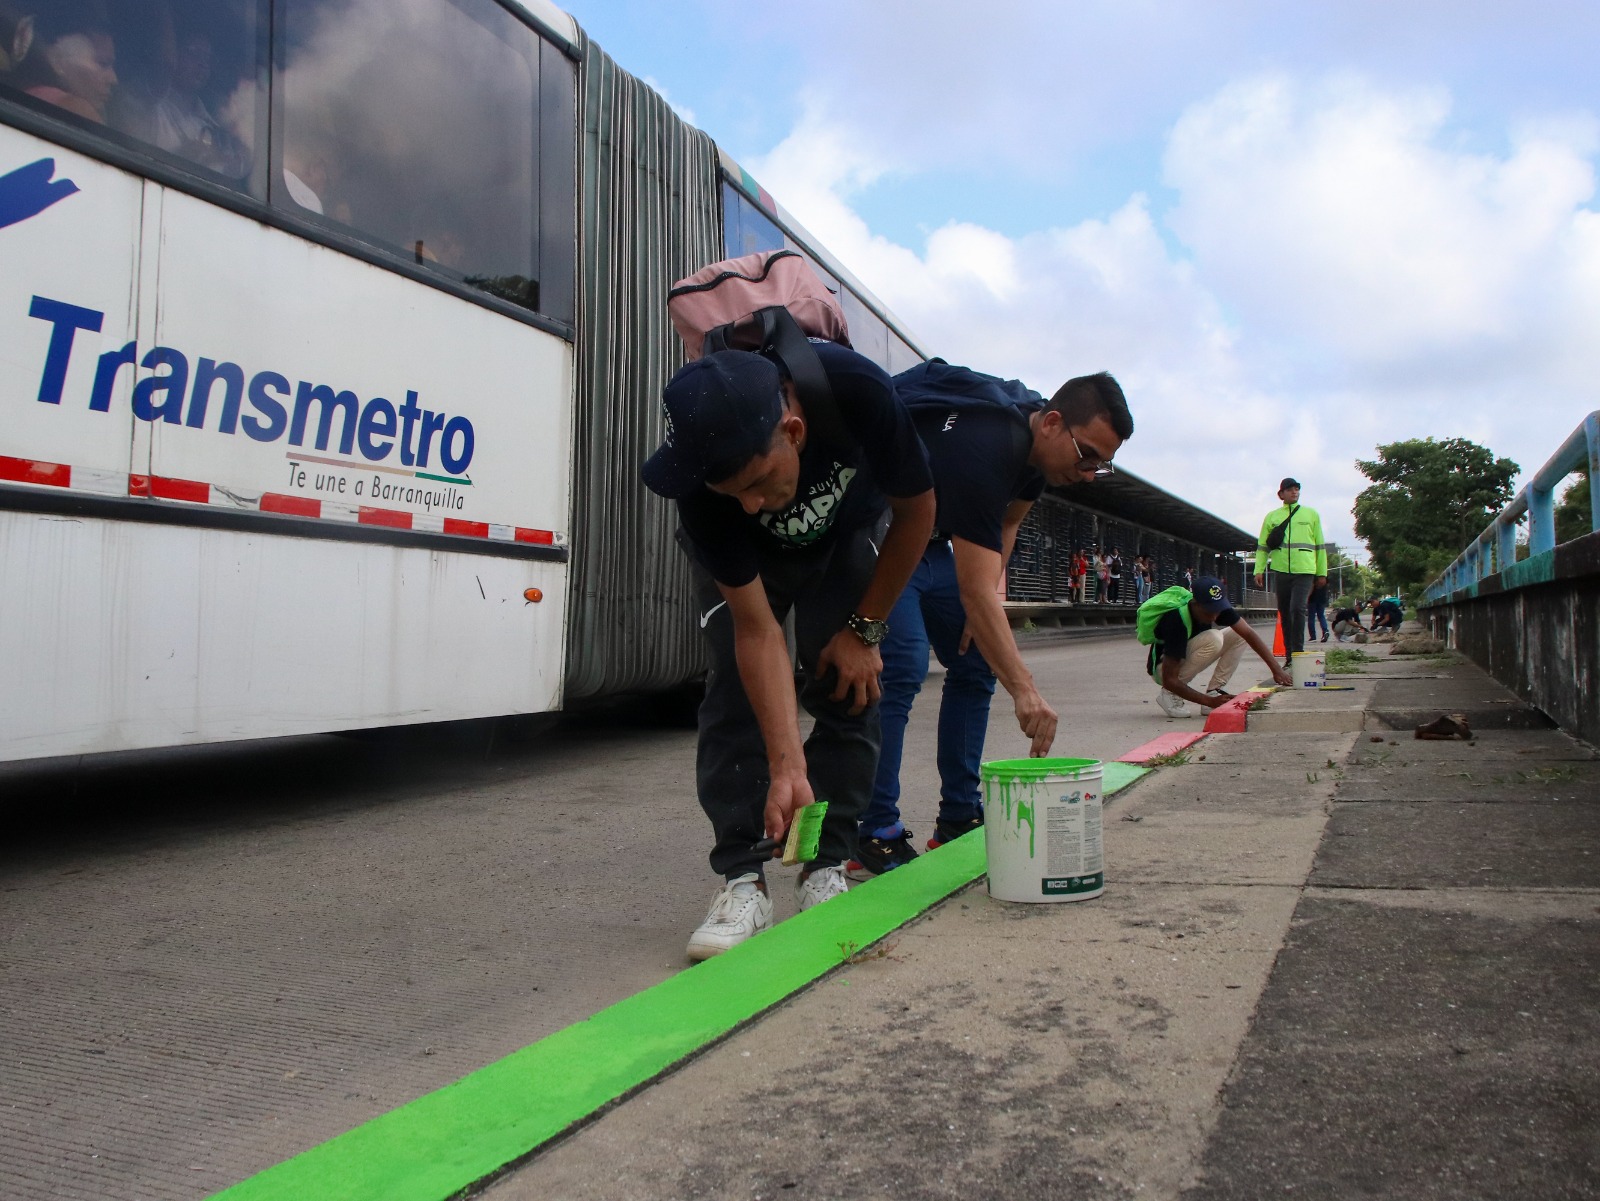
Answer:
[
  {"left": 1164, "top": 74, "right": 1599, "bottom": 371},
  {"left": 749, "top": 77, "right": 1600, "bottom": 558}
]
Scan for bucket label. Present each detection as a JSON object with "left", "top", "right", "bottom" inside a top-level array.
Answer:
[
  {"left": 1043, "top": 873, "right": 1103, "bottom": 896},
  {"left": 1044, "top": 789, "right": 1102, "bottom": 877}
]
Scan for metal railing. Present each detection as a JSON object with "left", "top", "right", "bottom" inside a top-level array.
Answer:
[{"left": 1424, "top": 411, "right": 1600, "bottom": 602}]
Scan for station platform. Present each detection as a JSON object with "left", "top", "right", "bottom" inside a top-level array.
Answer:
[{"left": 2, "top": 632, "right": 1595, "bottom": 1200}]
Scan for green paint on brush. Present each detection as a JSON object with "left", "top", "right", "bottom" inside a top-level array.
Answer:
[
  {"left": 783, "top": 799, "right": 827, "bottom": 864},
  {"left": 210, "top": 760, "right": 1149, "bottom": 1201}
]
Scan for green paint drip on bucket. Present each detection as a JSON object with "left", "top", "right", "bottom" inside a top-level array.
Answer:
[
  {"left": 980, "top": 757, "right": 1104, "bottom": 904},
  {"left": 994, "top": 776, "right": 1037, "bottom": 857}
]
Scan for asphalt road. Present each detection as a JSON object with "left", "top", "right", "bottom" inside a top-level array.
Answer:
[{"left": 1, "top": 626, "right": 1210, "bottom": 1201}]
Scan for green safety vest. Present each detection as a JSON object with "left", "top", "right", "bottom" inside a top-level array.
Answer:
[
  {"left": 1136, "top": 586, "right": 1195, "bottom": 646},
  {"left": 1254, "top": 504, "right": 1328, "bottom": 576}
]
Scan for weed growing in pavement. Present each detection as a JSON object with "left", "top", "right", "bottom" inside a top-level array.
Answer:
[
  {"left": 1138, "top": 749, "right": 1192, "bottom": 768},
  {"left": 1488, "top": 765, "right": 1582, "bottom": 785},
  {"left": 1326, "top": 648, "right": 1378, "bottom": 674},
  {"left": 837, "top": 939, "right": 899, "bottom": 965}
]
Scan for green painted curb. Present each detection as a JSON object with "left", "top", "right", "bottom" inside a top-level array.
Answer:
[{"left": 211, "top": 761, "right": 1149, "bottom": 1201}]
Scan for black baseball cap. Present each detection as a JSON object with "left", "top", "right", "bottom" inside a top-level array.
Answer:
[
  {"left": 1192, "top": 575, "right": 1232, "bottom": 613},
  {"left": 1279, "top": 477, "right": 1301, "bottom": 490},
  {"left": 642, "top": 351, "right": 785, "bottom": 499}
]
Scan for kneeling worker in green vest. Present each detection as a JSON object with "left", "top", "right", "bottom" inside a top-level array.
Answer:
[{"left": 1138, "top": 576, "right": 1292, "bottom": 718}]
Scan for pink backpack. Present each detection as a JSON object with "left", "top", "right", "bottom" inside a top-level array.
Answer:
[{"left": 668, "top": 249, "right": 850, "bottom": 359}]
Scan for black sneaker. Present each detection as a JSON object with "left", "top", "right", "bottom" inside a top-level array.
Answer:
[
  {"left": 848, "top": 828, "right": 919, "bottom": 877},
  {"left": 927, "top": 815, "right": 983, "bottom": 850}
]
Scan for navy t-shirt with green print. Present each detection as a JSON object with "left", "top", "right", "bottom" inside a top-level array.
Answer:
[{"left": 676, "top": 340, "right": 932, "bottom": 588}]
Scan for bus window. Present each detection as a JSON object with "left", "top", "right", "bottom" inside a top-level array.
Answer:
[
  {"left": 886, "top": 329, "right": 923, "bottom": 374},
  {"left": 721, "top": 181, "right": 783, "bottom": 260},
  {"left": 1, "top": 0, "right": 263, "bottom": 187},
  {"left": 838, "top": 286, "right": 887, "bottom": 370},
  {"left": 279, "top": 0, "right": 546, "bottom": 312}
]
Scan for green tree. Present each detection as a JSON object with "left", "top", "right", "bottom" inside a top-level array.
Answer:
[
  {"left": 1353, "top": 437, "right": 1518, "bottom": 598},
  {"left": 1555, "top": 470, "right": 1591, "bottom": 544},
  {"left": 1326, "top": 546, "right": 1385, "bottom": 605}
]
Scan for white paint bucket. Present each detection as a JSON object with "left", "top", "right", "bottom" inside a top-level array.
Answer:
[
  {"left": 980, "top": 757, "right": 1103, "bottom": 903},
  {"left": 1291, "top": 650, "right": 1326, "bottom": 688}
]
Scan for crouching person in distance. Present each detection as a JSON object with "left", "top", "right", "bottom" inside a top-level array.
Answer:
[
  {"left": 642, "top": 348, "right": 935, "bottom": 960},
  {"left": 1140, "top": 576, "right": 1291, "bottom": 718}
]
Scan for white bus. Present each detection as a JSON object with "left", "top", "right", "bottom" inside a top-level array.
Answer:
[{"left": 0, "top": 0, "right": 925, "bottom": 761}]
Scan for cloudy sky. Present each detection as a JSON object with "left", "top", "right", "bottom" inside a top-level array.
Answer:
[{"left": 562, "top": 0, "right": 1600, "bottom": 558}]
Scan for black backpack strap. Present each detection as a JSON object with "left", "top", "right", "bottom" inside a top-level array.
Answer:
[{"left": 703, "top": 305, "right": 847, "bottom": 449}]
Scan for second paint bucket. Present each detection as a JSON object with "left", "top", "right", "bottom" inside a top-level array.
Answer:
[
  {"left": 1291, "top": 649, "right": 1327, "bottom": 688},
  {"left": 980, "top": 757, "right": 1103, "bottom": 903}
]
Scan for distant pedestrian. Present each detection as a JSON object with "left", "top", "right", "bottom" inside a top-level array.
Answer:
[
  {"left": 1253, "top": 477, "right": 1327, "bottom": 667},
  {"left": 1071, "top": 549, "right": 1088, "bottom": 603},
  {"left": 1107, "top": 549, "right": 1123, "bottom": 603},
  {"left": 1307, "top": 579, "right": 1329, "bottom": 642},
  {"left": 1093, "top": 550, "right": 1108, "bottom": 602}
]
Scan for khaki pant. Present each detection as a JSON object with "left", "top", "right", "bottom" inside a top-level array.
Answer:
[{"left": 1151, "top": 626, "right": 1248, "bottom": 692}]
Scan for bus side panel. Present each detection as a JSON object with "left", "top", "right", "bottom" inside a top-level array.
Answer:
[
  {"left": 0, "top": 129, "right": 143, "bottom": 488},
  {"left": 1, "top": 124, "right": 576, "bottom": 759},
  {"left": 0, "top": 512, "right": 567, "bottom": 762},
  {"left": 148, "top": 186, "right": 572, "bottom": 538}
]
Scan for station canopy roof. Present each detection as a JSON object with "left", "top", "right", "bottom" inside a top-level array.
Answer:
[{"left": 1049, "top": 467, "right": 1257, "bottom": 553}]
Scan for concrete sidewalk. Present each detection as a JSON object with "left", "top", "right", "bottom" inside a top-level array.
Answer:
[{"left": 484, "top": 652, "right": 1600, "bottom": 1201}]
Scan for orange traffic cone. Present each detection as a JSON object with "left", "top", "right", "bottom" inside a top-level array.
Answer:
[{"left": 1272, "top": 615, "right": 1285, "bottom": 657}]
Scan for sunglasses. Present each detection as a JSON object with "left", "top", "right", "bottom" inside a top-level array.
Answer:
[{"left": 1069, "top": 429, "right": 1116, "bottom": 476}]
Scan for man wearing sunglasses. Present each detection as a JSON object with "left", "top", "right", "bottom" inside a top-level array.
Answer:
[{"left": 851, "top": 366, "right": 1133, "bottom": 876}]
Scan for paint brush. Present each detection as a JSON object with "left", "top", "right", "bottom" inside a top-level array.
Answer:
[{"left": 751, "top": 800, "right": 830, "bottom": 866}]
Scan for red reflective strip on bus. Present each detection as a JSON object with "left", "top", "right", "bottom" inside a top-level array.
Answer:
[
  {"left": 514, "top": 528, "right": 555, "bottom": 544},
  {"left": 147, "top": 475, "right": 211, "bottom": 503},
  {"left": 261, "top": 493, "right": 322, "bottom": 518},
  {"left": 359, "top": 507, "right": 413, "bottom": 529},
  {"left": 0, "top": 456, "right": 71, "bottom": 487},
  {"left": 443, "top": 519, "right": 490, "bottom": 538}
]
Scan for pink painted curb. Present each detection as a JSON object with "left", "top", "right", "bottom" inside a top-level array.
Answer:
[{"left": 1117, "top": 731, "right": 1207, "bottom": 763}]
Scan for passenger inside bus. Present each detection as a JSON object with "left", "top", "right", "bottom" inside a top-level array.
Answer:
[
  {"left": 409, "top": 202, "right": 468, "bottom": 271},
  {"left": 119, "top": 24, "right": 251, "bottom": 181},
  {"left": 11, "top": 10, "right": 117, "bottom": 124},
  {"left": 0, "top": 5, "right": 34, "bottom": 76}
]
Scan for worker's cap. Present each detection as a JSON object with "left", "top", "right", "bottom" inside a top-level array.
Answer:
[
  {"left": 1192, "top": 575, "right": 1232, "bottom": 614},
  {"left": 1279, "top": 477, "right": 1301, "bottom": 490},
  {"left": 642, "top": 351, "right": 785, "bottom": 500}
]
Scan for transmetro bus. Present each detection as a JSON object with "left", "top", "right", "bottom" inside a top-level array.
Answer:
[{"left": 0, "top": 0, "right": 928, "bottom": 762}]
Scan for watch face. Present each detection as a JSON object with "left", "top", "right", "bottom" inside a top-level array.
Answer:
[{"left": 850, "top": 615, "right": 887, "bottom": 645}]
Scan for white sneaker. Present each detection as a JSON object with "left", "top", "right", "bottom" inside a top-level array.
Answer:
[
  {"left": 1155, "top": 688, "right": 1189, "bottom": 718},
  {"left": 795, "top": 864, "right": 850, "bottom": 911},
  {"left": 686, "top": 873, "right": 773, "bottom": 961}
]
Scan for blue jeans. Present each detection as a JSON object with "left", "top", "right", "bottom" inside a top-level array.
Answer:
[
  {"left": 862, "top": 541, "right": 998, "bottom": 834},
  {"left": 1307, "top": 602, "right": 1329, "bottom": 640}
]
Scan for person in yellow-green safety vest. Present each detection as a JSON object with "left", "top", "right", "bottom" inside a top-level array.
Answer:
[{"left": 1252, "top": 478, "right": 1328, "bottom": 666}]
